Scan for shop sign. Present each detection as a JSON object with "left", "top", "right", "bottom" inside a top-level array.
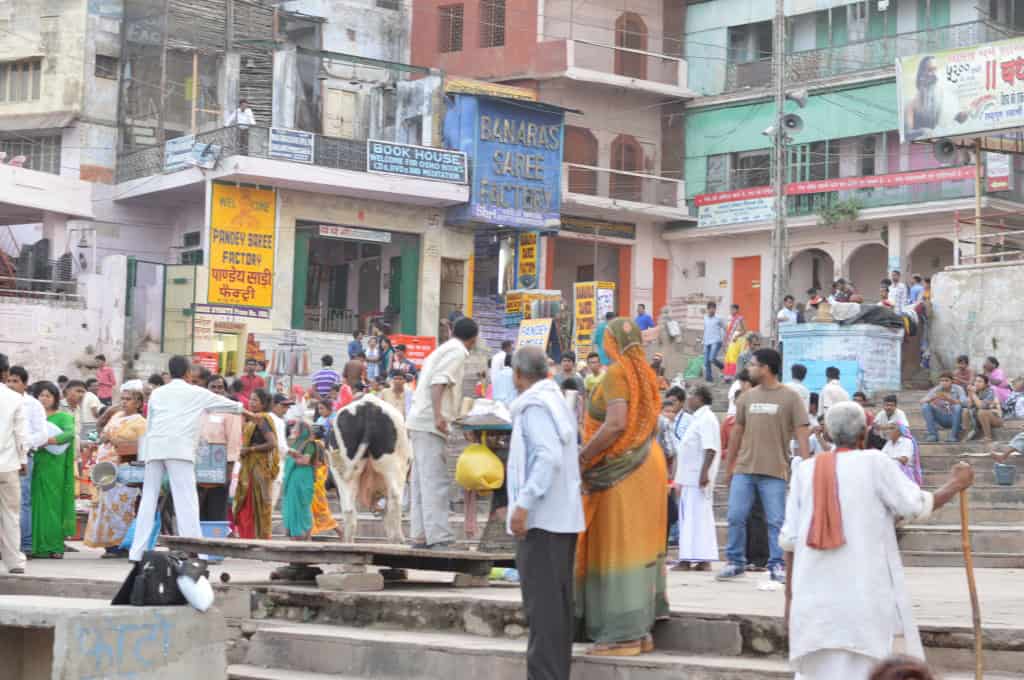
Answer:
[
  {"left": 987, "top": 152, "right": 1011, "bottom": 190},
  {"left": 318, "top": 225, "right": 392, "bottom": 243},
  {"left": 694, "top": 165, "right": 979, "bottom": 228},
  {"left": 515, "top": 232, "right": 538, "bottom": 289},
  {"left": 573, "top": 281, "right": 615, "bottom": 355},
  {"left": 208, "top": 183, "right": 276, "bottom": 308},
  {"left": 517, "top": 318, "right": 552, "bottom": 348},
  {"left": 444, "top": 77, "right": 538, "bottom": 101},
  {"left": 445, "top": 95, "right": 565, "bottom": 230},
  {"left": 559, "top": 215, "right": 636, "bottom": 240},
  {"left": 269, "top": 128, "right": 315, "bottom": 164},
  {"left": 192, "top": 352, "right": 220, "bottom": 373},
  {"left": 367, "top": 140, "right": 467, "bottom": 183},
  {"left": 193, "top": 304, "right": 271, "bottom": 319},
  {"left": 897, "top": 36, "right": 1024, "bottom": 142},
  {"left": 389, "top": 334, "right": 437, "bottom": 368}
]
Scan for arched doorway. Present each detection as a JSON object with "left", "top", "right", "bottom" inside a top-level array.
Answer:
[
  {"left": 788, "top": 248, "right": 835, "bottom": 297},
  {"left": 563, "top": 125, "right": 598, "bottom": 195},
  {"left": 610, "top": 134, "right": 643, "bottom": 201},
  {"left": 846, "top": 243, "right": 888, "bottom": 299},
  {"left": 908, "top": 238, "right": 954, "bottom": 278},
  {"left": 615, "top": 12, "right": 647, "bottom": 79}
]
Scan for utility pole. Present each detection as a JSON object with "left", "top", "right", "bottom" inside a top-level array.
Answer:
[{"left": 769, "top": 0, "right": 787, "bottom": 346}]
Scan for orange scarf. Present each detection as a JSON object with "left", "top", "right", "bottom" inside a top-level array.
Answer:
[{"left": 806, "top": 448, "right": 852, "bottom": 550}]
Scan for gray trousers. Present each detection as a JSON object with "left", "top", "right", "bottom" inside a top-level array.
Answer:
[
  {"left": 409, "top": 430, "right": 453, "bottom": 546},
  {"left": 517, "top": 529, "right": 577, "bottom": 680}
]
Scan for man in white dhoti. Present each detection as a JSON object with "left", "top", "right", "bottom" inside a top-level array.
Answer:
[
  {"left": 781, "top": 402, "right": 975, "bottom": 680},
  {"left": 674, "top": 385, "right": 720, "bottom": 571}
]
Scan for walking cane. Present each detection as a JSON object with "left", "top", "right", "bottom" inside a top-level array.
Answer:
[{"left": 959, "top": 488, "right": 983, "bottom": 680}]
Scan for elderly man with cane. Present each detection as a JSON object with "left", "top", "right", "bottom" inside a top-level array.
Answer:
[
  {"left": 507, "top": 345, "right": 585, "bottom": 680},
  {"left": 781, "top": 401, "right": 975, "bottom": 679}
]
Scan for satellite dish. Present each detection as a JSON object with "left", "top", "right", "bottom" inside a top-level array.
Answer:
[
  {"left": 781, "top": 113, "right": 804, "bottom": 134},
  {"left": 933, "top": 138, "right": 957, "bottom": 165}
]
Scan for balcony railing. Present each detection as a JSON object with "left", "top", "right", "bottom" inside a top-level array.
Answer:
[
  {"left": 116, "top": 126, "right": 368, "bottom": 183},
  {"left": 0, "top": 276, "right": 85, "bottom": 307},
  {"left": 725, "top": 20, "right": 1012, "bottom": 92},
  {"left": 304, "top": 305, "right": 358, "bottom": 334},
  {"left": 787, "top": 175, "right": 976, "bottom": 216},
  {"left": 562, "top": 162, "right": 685, "bottom": 210},
  {"left": 567, "top": 39, "right": 686, "bottom": 89}
]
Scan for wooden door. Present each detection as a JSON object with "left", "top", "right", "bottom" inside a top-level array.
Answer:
[
  {"left": 732, "top": 255, "right": 761, "bottom": 332},
  {"left": 323, "top": 89, "right": 357, "bottom": 139},
  {"left": 652, "top": 258, "right": 668, "bottom": 318}
]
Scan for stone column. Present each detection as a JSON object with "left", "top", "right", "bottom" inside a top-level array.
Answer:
[{"left": 886, "top": 220, "right": 905, "bottom": 276}]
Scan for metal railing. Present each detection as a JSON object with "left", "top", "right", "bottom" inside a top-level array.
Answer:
[
  {"left": 116, "top": 125, "right": 369, "bottom": 183},
  {"left": 562, "top": 162, "right": 685, "bottom": 210},
  {"left": 0, "top": 276, "right": 85, "bottom": 306},
  {"left": 566, "top": 39, "right": 686, "bottom": 88},
  {"left": 725, "top": 20, "right": 1012, "bottom": 92},
  {"left": 304, "top": 305, "right": 358, "bottom": 334},
  {"left": 787, "top": 176, "right": 976, "bottom": 217}
]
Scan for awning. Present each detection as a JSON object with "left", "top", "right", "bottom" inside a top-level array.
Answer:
[{"left": 0, "top": 111, "right": 76, "bottom": 133}]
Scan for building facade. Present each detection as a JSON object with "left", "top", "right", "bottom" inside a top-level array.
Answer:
[
  {"left": 410, "top": 0, "right": 693, "bottom": 326},
  {"left": 675, "top": 0, "right": 1024, "bottom": 334}
]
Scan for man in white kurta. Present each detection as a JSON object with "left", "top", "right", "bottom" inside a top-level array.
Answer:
[
  {"left": 675, "top": 386, "right": 721, "bottom": 568},
  {"left": 781, "top": 402, "right": 975, "bottom": 680}
]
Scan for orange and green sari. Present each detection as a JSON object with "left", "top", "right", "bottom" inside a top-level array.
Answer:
[{"left": 576, "top": 317, "right": 670, "bottom": 644}]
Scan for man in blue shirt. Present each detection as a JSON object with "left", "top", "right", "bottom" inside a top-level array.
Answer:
[
  {"left": 703, "top": 302, "right": 726, "bottom": 382},
  {"left": 347, "top": 330, "right": 365, "bottom": 361},
  {"left": 635, "top": 303, "right": 656, "bottom": 331},
  {"left": 908, "top": 274, "right": 925, "bottom": 305}
]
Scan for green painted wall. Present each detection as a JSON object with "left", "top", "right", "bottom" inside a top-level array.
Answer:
[
  {"left": 291, "top": 230, "right": 311, "bottom": 330},
  {"left": 684, "top": 82, "right": 899, "bottom": 197}
]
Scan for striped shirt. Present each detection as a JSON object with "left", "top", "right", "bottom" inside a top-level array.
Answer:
[{"left": 311, "top": 368, "right": 341, "bottom": 397}]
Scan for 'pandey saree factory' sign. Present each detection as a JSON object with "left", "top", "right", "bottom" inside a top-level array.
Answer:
[
  {"left": 208, "top": 183, "right": 275, "bottom": 308},
  {"left": 444, "top": 94, "right": 565, "bottom": 230},
  {"left": 897, "top": 36, "right": 1024, "bottom": 142}
]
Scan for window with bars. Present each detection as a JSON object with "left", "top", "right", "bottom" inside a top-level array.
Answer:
[
  {"left": 0, "top": 60, "right": 42, "bottom": 103},
  {"left": 0, "top": 134, "right": 61, "bottom": 174},
  {"left": 95, "top": 55, "right": 118, "bottom": 80},
  {"left": 439, "top": 4, "right": 464, "bottom": 53},
  {"left": 480, "top": 0, "right": 505, "bottom": 48}
]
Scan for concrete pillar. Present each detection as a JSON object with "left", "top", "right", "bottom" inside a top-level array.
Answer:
[
  {"left": 886, "top": 220, "right": 905, "bottom": 276},
  {"left": 41, "top": 212, "right": 68, "bottom": 255},
  {"left": 632, "top": 222, "right": 655, "bottom": 310}
]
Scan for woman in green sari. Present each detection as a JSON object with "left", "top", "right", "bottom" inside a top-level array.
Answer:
[
  {"left": 281, "top": 420, "right": 324, "bottom": 540},
  {"left": 31, "top": 381, "right": 77, "bottom": 559}
]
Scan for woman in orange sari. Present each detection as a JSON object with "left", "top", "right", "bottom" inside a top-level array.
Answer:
[
  {"left": 576, "top": 317, "right": 669, "bottom": 656},
  {"left": 233, "top": 389, "right": 279, "bottom": 539}
]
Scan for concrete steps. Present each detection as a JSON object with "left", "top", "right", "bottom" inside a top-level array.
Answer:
[{"left": 235, "top": 622, "right": 795, "bottom": 680}]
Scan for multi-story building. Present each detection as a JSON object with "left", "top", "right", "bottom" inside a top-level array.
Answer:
[
  {"left": 1, "top": 0, "right": 480, "bottom": 378},
  {"left": 410, "top": 0, "right": 694, "bottom": 320},
  {"left": 673, "top": 0, "right": 1024, "bottom": 334}
]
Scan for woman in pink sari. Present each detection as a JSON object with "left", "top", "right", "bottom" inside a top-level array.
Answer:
[{"left": 722, "top": 304, "right": 746, "bottom": 380}]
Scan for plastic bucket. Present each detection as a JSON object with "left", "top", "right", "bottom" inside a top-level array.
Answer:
[{"left": 994, "top": 463, "right": 1017, "bottom": 486}]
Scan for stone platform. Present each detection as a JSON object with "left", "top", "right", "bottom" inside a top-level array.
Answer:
[{"left": 0, "top": 594, "right": 228, "bottom": 680}]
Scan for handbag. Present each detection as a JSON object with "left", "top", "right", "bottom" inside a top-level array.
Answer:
[{"left": 112, "top": 550, "right": 208, "bottom": 607}]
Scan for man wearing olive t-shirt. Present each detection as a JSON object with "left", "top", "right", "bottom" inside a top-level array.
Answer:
[{"left": 718, "top": 348, "right": 810, "bottom": 584}]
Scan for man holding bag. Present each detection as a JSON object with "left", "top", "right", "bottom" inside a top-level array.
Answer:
[{"left": 508, "top": 345, "right": 585, "bottom": 680}]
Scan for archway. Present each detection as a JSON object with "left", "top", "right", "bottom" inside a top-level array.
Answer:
[
  {"left": 788, "top": 248, "right": 835, "bottom": 297},
  {"left": 610, "top": 134, "right": 643, "bottom": 201},
  {"left": 615, "top": 12, "right": 647, "bottom": 79},
  {"left": 908, "top": 237, "right": 954, "bottom": 278},
  {"left": 563, "top": 126, "right": 598, "bottom": 195},
  {"left": 846, "top": 243, "right": 888, "bottom": 299}
]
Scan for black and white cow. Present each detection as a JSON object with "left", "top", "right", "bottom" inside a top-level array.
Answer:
[{"left": 329, "top": 394, "right": 412, "bottom": 543}]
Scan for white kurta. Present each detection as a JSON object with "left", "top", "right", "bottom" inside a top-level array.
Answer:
[
  {"left": 676, "top": 405, "right": 721, "bottom": 563},
  {"left": 780, "top": 450, "right": 934, "bottom": 680}
]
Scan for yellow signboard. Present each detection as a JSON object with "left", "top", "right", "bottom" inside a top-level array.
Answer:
[
  {"left": 208, "top": 184, "right": 276, "bottom": 308},
  {"left": 573, "top": 281, "right": 615, "bottom": 355},
  {"left": 517, "top": 318, "right": 552, "bottom": 348},
  {"left": 444, "top": 76, "right": 538, "bottom": 102},
  {"left": 516, "top": 232, "right": 538, "bottom": 288}
]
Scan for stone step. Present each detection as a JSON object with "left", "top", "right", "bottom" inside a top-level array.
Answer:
[
  {"left": 247, "top": 590, "right": 1024, "bottom": 675},
  {"left": 902, "top": 550, "right": 1024, "bottom": 569},
  {"left": 230, "top": 665, "right": 361, "bottom": 680},
  {"left": 241, "top": 622, "right": 794, "bottom": 680}
]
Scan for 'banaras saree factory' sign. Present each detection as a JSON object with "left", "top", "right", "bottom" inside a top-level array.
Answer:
[{"left": 208, "top": 183, "right": 276, "bottom": 308}]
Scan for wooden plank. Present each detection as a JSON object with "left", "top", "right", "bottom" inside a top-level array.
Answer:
[{"left": 159, "top": 537, "right": 516, "bottom": 572}]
